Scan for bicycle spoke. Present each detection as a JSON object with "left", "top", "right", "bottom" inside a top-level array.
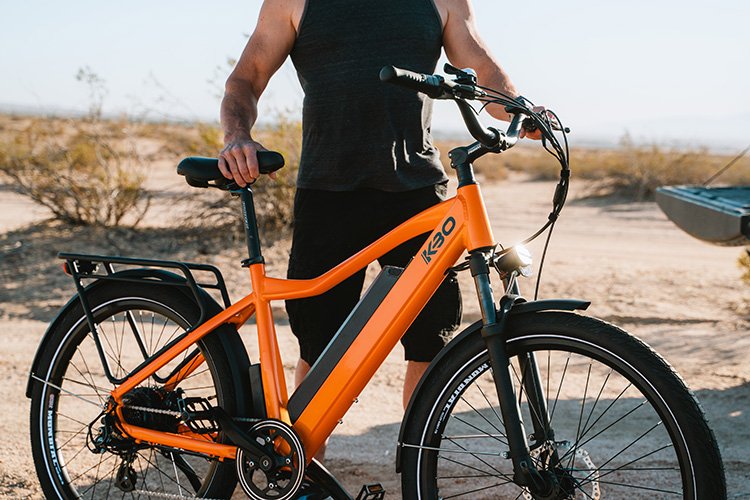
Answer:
[
  {"left": 548, "top": 353, "right": 570, "bottom": 421},
  {"left": 578, "top": 442, "right": 675, "bottom": 487},
  {"left": 169, "top": 452, "right": 185, "bottom": 498},
  {"left": 181, "top": 367, "right": 211, "bottom": 387},
  {"left": 438, "top": 454, "right": 508, "bottom": 481},
  {"left": 576, "top": 421, "right": 663, "bottom": 486},
  {"left": 443, "top": 435, "right": 515, "bottom": 484},
  {"left": 117, "top": 313, "right": 127, "bottom": 377},
  {"left": 97, "top": 321, "right": 128, "bottom": 378},
  {"left": 79, "top": 458, "right": 102, "bottom": 498},
  {"left": 442, "top": 479, "right": 511, "bottom": 499},
  {"left": 68, "top": 452, "right": 115, "bottom": 484},
  {"left": 558, "top": 398, "right": 647, "bottom": 465},
  {"left": 567, "top": 362, "right": 593, "bottom": 472},
  {"left": 57, "top": 424, "right": 89, "bottom": 449},
  {"left": 139, "top": 452, "right": 184, "bottom": 491},
  {"left": 593, "top": 478, "right": 682, "bottom": 495},
  {"left": 578, "top": 368, "right": 613, "bottom": 444},
  {"left": 56, "top": 411, "right": 92, "bottom": 428},
  {"left": 70, "top": 349, "right": 108, "bottom": 403},
  {"left": 509, "top": 359, "right": 548, "bottom": 440},
  {"left": 153, "top": 313, "right": 171, "bottom": 355},
  {"left": 35, "top": 377, "right": 102, "bottom": 410},
  {"left": 571, "top": 381, "right": 633, "bottom": 447},
  {"left": 104, "top": 458, "right": 119, "bottom": 499},
  {"left": 458, "top": 395, "right": 508, "bottom": 443},
  {"left": 474, "top": 374, "right": 505, "bottom": 429},
  {"left": 451, "top": 414, "right": 506, "bottom": 448}
]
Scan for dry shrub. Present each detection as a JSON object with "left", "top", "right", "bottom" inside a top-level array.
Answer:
[
  {"left": 0, "top": 117, "right": 151, "bottom": 227},
  {"left": 571, "top": 135, "right": 747, "bottom": 200},
  {"left": 739, "top": 250, "right": 750, "bottom": 286},
  {"left": 456, "top": 133, "right": 750, "bottom": 201},
  {"left": 434, "top": 140, "right": 573, "bottom": 183},
  {"left": 435, "top": 140, "right": 510, "bottom": 182},
  {"left": 147, "top": 122, "right": 224, "bottom": 158}
]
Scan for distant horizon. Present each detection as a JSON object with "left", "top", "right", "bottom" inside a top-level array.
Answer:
[{"left": 2, "top": 101, "right": 745, "bottom": 155}]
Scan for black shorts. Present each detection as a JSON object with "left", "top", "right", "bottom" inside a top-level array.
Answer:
[{"left": 285, "top": 184, "right": 462, "bottom": 365}]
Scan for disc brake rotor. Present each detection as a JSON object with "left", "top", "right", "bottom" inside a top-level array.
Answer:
[{"left": 522, "top": 441, "right": 601, "bottom": 499}]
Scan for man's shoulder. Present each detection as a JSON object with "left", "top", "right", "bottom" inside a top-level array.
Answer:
[
  {"left": 432, "top": 0, "right": 472, "bottom": 20},
  {"left": 260, "top": 0, "right": 306, "bottom": 30},
  {"left": 261, "top": 0, "right": 305, "bottom": 15}
]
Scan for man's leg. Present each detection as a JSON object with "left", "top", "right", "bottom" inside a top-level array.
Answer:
[
  {"left": 286, "top": 189, "right": 372, "bottom": 462},
  {"left": 375, "top": 185, "right": 462, "bottom": 410},
  {"left": 403, "top": 361, "right": 430, "bottom": 410}
]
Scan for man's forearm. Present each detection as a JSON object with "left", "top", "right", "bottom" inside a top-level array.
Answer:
[
  {"left": 221, "top": 80, "right": 260, "bottom": 143},
  {"left": 476, "top": 60, "right": 518, "bottom": 122}
]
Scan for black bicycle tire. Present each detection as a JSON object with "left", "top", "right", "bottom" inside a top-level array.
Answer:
[
  {"left": 29, "top": 281, "right": 244, "bottom": 499},
  {"left": 400, "top": 311, "right": 726, "bottom": 499}
]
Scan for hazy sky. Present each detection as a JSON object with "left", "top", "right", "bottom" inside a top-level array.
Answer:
[{"left": 2, "top": 1, "right": 748, "bottom": 149}]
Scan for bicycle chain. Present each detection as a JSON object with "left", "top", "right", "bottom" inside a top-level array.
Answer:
[
  {"left": 122, "top": 404, "right": 261, "bottom": 423},
  {"left": 133, "top": 489, "right": 222, "bottom": 500},
  {"left": 119, "top": 405, "right": 261, "bottom": 499}
]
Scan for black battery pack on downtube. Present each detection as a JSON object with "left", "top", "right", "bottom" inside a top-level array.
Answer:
[{"left": 287, "top": 266, "right": 404, "bottom": 421}]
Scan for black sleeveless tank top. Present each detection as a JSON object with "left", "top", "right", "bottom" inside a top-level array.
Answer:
[{"left": 290, "top": 0, "right": 447, "bottom": 192}]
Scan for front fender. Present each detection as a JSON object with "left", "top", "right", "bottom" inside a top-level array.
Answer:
[{"left": 395, "top": 297, "right": 590, "bottom": 472}]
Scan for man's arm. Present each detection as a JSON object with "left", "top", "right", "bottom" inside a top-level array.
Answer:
[
  {"left": 438, "top": 0, "right": 518, "bottom": 122},
  {"left": 219, "top": 0, "right": 298, "bottom": 186}
]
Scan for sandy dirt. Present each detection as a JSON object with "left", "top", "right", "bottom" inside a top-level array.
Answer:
[{"left": 1, "top": 167, "right": 749, "bottom": 498}]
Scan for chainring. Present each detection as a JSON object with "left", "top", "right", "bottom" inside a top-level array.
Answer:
[{"left": 236, "top": 419, "right": 306, "bottom": 500}]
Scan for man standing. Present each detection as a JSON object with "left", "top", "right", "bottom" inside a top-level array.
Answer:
[{"left": 219, "top": 0, "right": 521, "bottom": 418}]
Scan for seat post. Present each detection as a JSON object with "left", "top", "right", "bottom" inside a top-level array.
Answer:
[{"left": 239, "top": 187, "right": 264, "bottom": 266}]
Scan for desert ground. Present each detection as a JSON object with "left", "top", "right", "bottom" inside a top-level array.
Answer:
[{"left": 1, "top": 162, "right": 749, "bottom": 498}]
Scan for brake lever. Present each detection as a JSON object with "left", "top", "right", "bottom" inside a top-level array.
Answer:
[
  {"left": 515, "top": 108, "right": 569, "bottom": 134},
  {"left": 443, "top": 63, "right": 478, "bottom": 85}
]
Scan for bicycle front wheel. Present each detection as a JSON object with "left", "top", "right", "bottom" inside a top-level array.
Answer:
[{"left": 401, "top": 311, "right": 725, "bottom": 499}]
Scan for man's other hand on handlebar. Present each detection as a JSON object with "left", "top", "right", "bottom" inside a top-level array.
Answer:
[{"left": 519, "top": 106, "right": 556, "bottom": 141}]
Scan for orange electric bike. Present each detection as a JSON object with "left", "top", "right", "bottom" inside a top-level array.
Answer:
[{"left": 27, "top": 65, "right": 725, "bottom": 499}]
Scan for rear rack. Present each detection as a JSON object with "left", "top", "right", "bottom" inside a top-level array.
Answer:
[{"left": 59, "top": 252, "right": 233, "bottom": 385}]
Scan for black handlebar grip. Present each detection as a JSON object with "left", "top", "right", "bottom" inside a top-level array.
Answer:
[{"left": 379, "top": 66, "right": 445, "bottom": 99}]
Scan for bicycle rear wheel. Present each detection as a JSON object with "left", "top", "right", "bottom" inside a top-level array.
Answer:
[
  {"left": 29, "top": 281, "right": 248, "bottom": 499},
  {"left": 401, "top": 311, "right": 725, "bottom": 499}
]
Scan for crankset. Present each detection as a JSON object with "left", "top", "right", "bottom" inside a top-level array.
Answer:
[{"left": 236, "top": 419, "right": 306, "bottom": 500}]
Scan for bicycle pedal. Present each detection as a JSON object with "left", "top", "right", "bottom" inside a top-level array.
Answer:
[
  {"left": 355, "top": 483, "right": 385, "bottom": 500},
  {"left": 179, "top": 397, "right": 220, "bottom": 434}
]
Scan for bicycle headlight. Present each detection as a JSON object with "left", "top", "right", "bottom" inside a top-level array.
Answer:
[{"left": 494, "top": 244, "right": 533, "bottom": 277}]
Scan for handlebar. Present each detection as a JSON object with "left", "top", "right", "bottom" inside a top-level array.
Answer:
[
  {"left": 379, "top": 65, "right": 527, "bottom": 151},
  {"left": 378, "top": 66, "right": 447, "bottom": 99},
  {"left": 381, "top": 64, "right": 571, "bottom": 250}
]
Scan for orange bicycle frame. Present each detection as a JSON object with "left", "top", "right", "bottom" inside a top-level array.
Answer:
[{"left": 110, "top": 182, "right": 495, "bottom": 461}]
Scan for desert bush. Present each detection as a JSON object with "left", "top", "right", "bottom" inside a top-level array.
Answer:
[
  {"left": 739, "top": 250, "right": 750, "bottom": 285},
  {"left": 0, "top": 117, "right": 151, "bottom": 227},
  {"left": 148, "top": 122, "right": 224, "bottom": 158},
  {"left": 0, "top": 69, "right": 151, "bottom": 227},
  {"left": 493, "top": 135, "right": 750, "bottom": 200},
  {"left": 434, "top": 140, "right": 510, "bottom": 182},
  {"left": 575, "top": 136, "right": 735, "bottom": 199}
]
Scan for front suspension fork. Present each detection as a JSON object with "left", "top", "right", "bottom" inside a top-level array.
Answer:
[{"left": 469, "top": 251, "right": 553, "bottom": 493}]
